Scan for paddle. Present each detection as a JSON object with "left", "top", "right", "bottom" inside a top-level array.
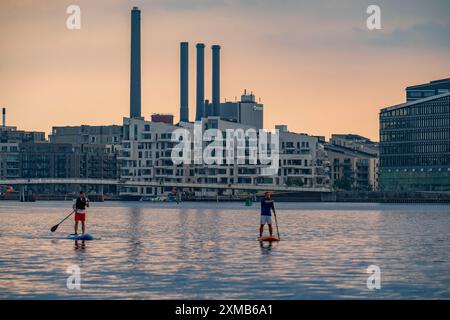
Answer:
[
  {"left": 273, "top": 204, "right": 281, "bottom": 241},
  {"left": 50, "top": 210, "right": 75, "bottom": 232}
]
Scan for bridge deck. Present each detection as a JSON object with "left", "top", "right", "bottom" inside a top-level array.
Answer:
[{"left": 0, "top": 178, "right": 331, "bottom": 193}]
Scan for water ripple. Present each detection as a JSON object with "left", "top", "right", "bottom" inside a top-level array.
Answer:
[{"left": 0, "top": 201, "right": 449, "bottom": 299}]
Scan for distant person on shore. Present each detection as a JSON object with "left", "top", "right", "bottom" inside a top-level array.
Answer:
[
  {"left": 73, "top": 191, "right": 89, "bottom": 235},
  {"left": 260, "top": 192, "right": 276, "bottom": 238}
]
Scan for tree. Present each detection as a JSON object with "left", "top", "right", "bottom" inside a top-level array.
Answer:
[
  {"left": 334, "top": 177, "right": 352, "bottom": 191},
  {"left": 286, "top": 177, "right": 304, "bottom": 187}
]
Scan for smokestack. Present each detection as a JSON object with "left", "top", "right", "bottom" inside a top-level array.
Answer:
[
  {"left": 195, "top": 43, "right": 205, "bottom": 121},
  {"left": 180, "top": 42, "right": 189, "bottom": 123},
  {"left": 204, "top": 99, "right": 210, "bottom": 117},
  {"left": 130, "top": 6, "right": 141, "bottom": 118},
  {"left": 211, "top": 45, "right": 221, "bottom": 117},
  {"left": 2, "top": 108, "right": 5, "bottom": 127}
]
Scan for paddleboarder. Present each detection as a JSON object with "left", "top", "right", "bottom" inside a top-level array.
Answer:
[
  {"left": 73, "top": 191, "right": 89, "bottom": 235},
  {"left": 260, "top": 192, "right": 276, "bottom": 238}
]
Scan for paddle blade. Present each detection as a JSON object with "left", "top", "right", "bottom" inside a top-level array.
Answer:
[{"left": 50, "top": 224, "right": 59, "bottom": 232}]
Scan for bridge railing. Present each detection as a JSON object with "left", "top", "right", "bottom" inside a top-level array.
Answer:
[{"left": 0, "top": 178, "right": 331, "bottom": 192}]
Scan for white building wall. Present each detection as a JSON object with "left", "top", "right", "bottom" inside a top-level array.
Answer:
[{"left": 119, "top": 117, "right": 330, "bottom": 197}]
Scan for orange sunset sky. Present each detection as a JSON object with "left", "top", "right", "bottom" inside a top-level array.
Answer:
[{"left": 0, "top": 0, "right": 449, "bottom": 141}]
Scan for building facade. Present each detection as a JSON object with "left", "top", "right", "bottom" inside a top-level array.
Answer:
[
  {"left": 18, "top": 142, "right": 119, "bottom": 194},
  {"left": 20, "top": 143, "right": 79, "bottom": 178},
  {"left": 406, "top": 78, "right": 450, "bottom": 102},
  {"left": 0, "top": 143, "right": 20, "bottom": 180},
  {"left": 325, "top": 144, "right": 378, "bottom": 191},
  {"left": 330, "top": 134, "right": 379, "bottom": 156},
  {"left": 49, "top": 125, "right": 122, "bottom": 145},
  {"left": 119, "top": 117, "right": 330, "bottom": 197},
  {"left": 0, "top": 127, "right": 46, "bottom": 179},
  {"left": 379, "top": 92, "right": 450, "bottom": 191},
  {"left": 20, "top": 142, "right": 119, "bottom": 179}
]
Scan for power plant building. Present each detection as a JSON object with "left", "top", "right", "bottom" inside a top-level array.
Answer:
[{"left": 219, "top": 91, "right": 263, "bottom": 130}]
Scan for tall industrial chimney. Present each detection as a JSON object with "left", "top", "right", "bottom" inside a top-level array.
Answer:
[
  {"left": 130, "top": 6, "right": 141, "bottom": 118},
  {"left": 195, "top": 43, "right": 205, "bottom": 121},
  {"left": 180, "top": 42, "right": 189, "bottom": 123},
  {"left": 2, "top": 108, "right": 5, "bottom": 127},
  {"left": 211, "top": 45, "right": 221, "bottom": 117}
]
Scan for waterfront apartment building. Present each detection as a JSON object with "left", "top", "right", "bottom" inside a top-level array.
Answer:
[
  {"left": 20, "top": 143, "right": 79, "bottom": 178},
  {"left": 330, "top": 134, "right": 379, "bottom": 156},
  {"left": 19, "top": 142, "right": 119, "bottom": 194},
  {"left": 119, "top": 117, "right": 330, "bottom": 197},
  {"left": 324, "top": 143, "right": 378, "bottom": 191},
  {"left": 379, "top": 91, "right": 450, "bottom": 191},
  {"left": 20, "top": 143, "right": 118, "bottom": 179},
  {"left": 0, "top": 126, "right": 45, "bottom": 179},
  {"left": 49, "top": 125, "right": 122, "bottom": 145},
  {"left": 276, "top": 125, "right": 329, "bottom": 188},
  {"left": 48, "top": 125, "right": 122, "bottom": 179}
]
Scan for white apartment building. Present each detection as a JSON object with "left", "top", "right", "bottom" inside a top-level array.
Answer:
[{"left": 119, "top": 117, "right": 330, "bottom": 197}]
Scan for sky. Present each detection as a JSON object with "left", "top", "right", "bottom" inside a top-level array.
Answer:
[{"left": 0, "top": 0, "right": 449, "bottom": 141}]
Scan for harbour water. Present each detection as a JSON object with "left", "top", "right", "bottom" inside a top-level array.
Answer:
[{"left": 0, "top": 201, "right": 449, "bottom": 299}]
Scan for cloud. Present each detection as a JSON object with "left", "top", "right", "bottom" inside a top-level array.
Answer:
[
  {"left": 149, "top": 0, "right": 230, "bottom": 11},
  {"left": 358, "top": 22, "right": 450, "bottom": 48}
]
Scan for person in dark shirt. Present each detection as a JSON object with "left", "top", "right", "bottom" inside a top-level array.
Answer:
[
  {"left": 72, "top": 191, "right": 89, "bottom": 235},
  {"left": 260, "top": 191, "right": 276, "bottom": 238}
]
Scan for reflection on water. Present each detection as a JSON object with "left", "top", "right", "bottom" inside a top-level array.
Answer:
[
  {"left": 259, "top": 241, "right": 276, "bottom": 254},
  {"left": 0, "top": 201, "right": 449, "bottom": 299}
]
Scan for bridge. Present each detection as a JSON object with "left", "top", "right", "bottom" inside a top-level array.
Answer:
[{"left": 0, "top": 178, "right": 331, "bottom": 193}]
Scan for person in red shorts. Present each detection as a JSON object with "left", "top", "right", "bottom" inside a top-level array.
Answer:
[{"left": 73, "top": 191, "right": 89, "bottom": 235}]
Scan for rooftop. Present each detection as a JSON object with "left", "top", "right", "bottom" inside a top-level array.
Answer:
[
  {"left": 324, "top": 143, "right": 377, "bottom": 158},
  {"left": 380, "top": 92, "right": 450, "bottom": 113},
  {"left": 406, "top": 77, "right": 450, "bottom": 89}
]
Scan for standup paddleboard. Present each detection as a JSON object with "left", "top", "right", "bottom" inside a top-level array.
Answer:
[
  {"left": 67, "top": 234, "right": 95, "bottom": 241},
  {"left": 257, "top": 236, "right": 280, "bottom": 242}
]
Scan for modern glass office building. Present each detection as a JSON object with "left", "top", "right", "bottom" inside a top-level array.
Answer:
[
  {"left": 406, "top": 78, "right": 450, "bottom": 101},
  {"left": 379, "top": 92, "right": 450, "bottom": 191}
]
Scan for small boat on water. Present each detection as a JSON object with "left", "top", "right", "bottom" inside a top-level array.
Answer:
[
  {"left": 139, "top": 194, "right": 181, "bottom": 202},
  {"left": 139, "top": 195, "right": 168, "bottom": 202}
]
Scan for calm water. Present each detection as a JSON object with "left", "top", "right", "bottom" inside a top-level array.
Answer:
[{"left": 0, "top": 201, "right": 449, "bottom": 299}]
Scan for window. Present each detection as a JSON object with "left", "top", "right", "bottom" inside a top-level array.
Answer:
[{"left": 409, "top": 91, "right": 422, "bottom": 98}]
